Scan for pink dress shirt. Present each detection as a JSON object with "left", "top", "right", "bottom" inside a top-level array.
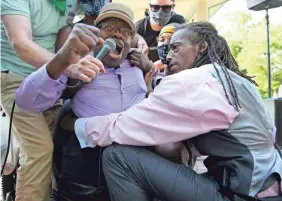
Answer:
[{"left": 75, "top": 63, "right": 239, "bottom": 148}]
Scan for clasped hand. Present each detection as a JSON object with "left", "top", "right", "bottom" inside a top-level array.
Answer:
[{"left": 47, "top": 23, "right": 105, "bottom": 82}]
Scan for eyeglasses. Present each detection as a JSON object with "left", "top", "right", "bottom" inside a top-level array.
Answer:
[
  {"left": 149, "top": 4, "right": 174, "bottom": 13},
  {"left": 97, "top": 22, "right": 133, "bottom": 38}
]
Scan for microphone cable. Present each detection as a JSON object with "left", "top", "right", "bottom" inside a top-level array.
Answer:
[{"left": 1, "top": 100, "right": 16, "bottom": 176}]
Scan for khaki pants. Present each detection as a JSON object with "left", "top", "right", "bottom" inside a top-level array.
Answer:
[{"left": 1, "top": 71, "right": 61, "bottom": 201}]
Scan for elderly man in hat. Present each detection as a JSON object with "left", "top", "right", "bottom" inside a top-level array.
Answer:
[
  {"left": 16, "top": 2, "right": 152, "bottom": 201},
  {"left": 56, "top": 0, "right": 149, "bottom": 54}
]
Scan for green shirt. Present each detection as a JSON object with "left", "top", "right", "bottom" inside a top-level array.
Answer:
[{"left": 1, "top": 0, "right": 67, "bottom": 77}]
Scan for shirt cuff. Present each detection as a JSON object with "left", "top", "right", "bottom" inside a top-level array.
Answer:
[{"left": 74, "top": 118, "right": 95, "bottom": 148}]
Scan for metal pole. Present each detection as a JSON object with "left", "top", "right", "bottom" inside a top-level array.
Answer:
[{"left": 266, "top": 8, "right": 271, "bottom": 98}]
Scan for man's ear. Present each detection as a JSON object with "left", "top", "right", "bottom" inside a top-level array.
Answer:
[{"left": 199, "top": 41, "right": 208, "bottom": 53}]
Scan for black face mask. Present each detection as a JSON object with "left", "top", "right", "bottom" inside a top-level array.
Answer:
[{"left": 157, "top": 44, "right": 170, "bottom": 65}]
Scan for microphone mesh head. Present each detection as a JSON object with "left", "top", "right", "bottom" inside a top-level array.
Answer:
[{"left": 104, "top": 38, "right": 116, "bottom": 53}]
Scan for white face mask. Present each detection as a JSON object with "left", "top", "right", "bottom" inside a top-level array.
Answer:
[{"left": 149, "top": 8, "right": 172, "bottom": 26}]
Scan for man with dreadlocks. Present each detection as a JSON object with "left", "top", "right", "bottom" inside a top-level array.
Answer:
[
  {"left": 20, "top": 20, "right": 282, "bottom": 200},
  {"left": 71, "top": 21, "right": 282, "bottom": 200},
  {"left": 70, "top": 21, "right": 282, "bottom": 201}
]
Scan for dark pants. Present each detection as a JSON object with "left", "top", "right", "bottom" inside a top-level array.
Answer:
[
  {"left": 102, "top": 144, "right": 230, "bottom": 201},
  {"left": 52, "top": 100, "right": 111, "bottom": 201}
]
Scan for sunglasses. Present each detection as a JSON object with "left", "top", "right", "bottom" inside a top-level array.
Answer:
[{"left": 149, "top": 4, "right": 174, "bottom": 13}]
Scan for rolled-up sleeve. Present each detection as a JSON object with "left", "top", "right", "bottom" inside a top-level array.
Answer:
[
  {"left": 15, "top": 65, "right": 67, "bottom": 112},
  {"left": 74, "top": 71, "right": 239, "bottom": 148},
  {"left": 1, "top": 0, "right": 31, "bottom": 18}
]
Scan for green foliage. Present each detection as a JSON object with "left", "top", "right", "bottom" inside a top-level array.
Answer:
[{"left": 214, "top": 11, "right": 282, "bottom": 98}]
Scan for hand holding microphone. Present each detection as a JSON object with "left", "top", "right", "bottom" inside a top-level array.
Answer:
[
  {"left": 46, "top": 23, "right": 116, "bottom": 82},
  {"left": 64, "top": 38, "right": 116, "bottom": 83}
]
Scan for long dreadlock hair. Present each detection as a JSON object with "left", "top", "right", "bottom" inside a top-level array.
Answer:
[{"left": 179, "top": 21, "right": 258, "bottom": 111}]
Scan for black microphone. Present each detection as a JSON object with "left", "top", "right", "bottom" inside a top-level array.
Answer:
[
  {"left": 94, "top": 38, "right": 116, "bottom": 60},
  {"left": 62, "top": 38, "right": 117, "bottom": 97}
]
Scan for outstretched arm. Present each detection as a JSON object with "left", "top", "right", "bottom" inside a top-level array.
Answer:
[
  {"left": 16, "top": 24, "right": 105, "bottom": 112},
  {"left": 2, "top": 14, "right": 55, "bottom": 68},
  {"left": 75, "top": 71, "right": 239, "bottom": 148}
]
